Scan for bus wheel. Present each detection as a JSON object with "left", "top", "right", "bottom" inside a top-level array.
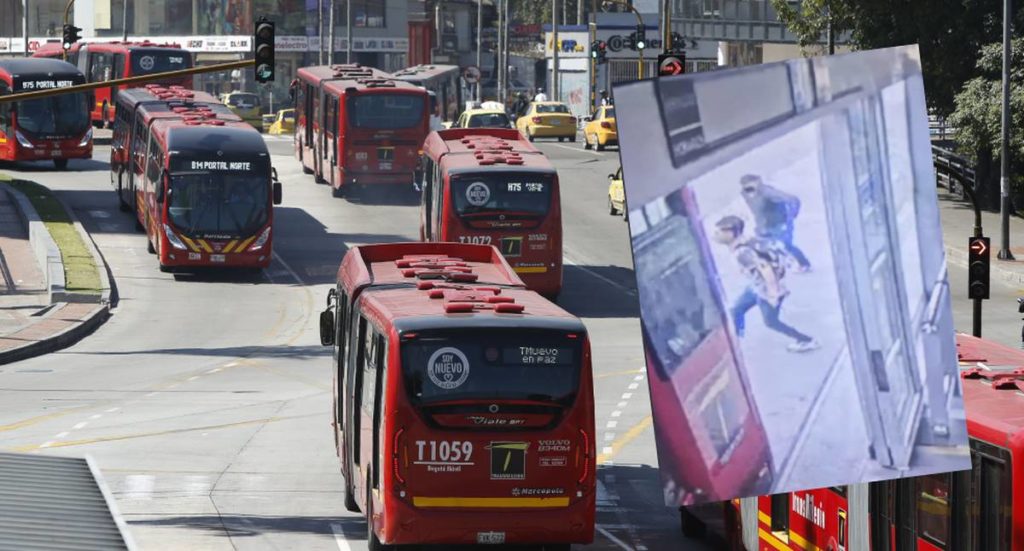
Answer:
[
  {"left": 680, "top": 506, "right": 707, "bottom": 538},
  {"left": 558, "top": 137, "right": 565, "bottom": 142},
  {"left": 53, "top": 159, "right": 68, "bottom": 170},
  {"left": 528, "top": 131, "right": 535, "bottom": 142},
  {"left": 343, "top": 473, "right": 359, "bottom": 512},
  {"left": 366, "top": 485, "right": 394, "bottom": 551},
  {"left": 569, "top": 134, "right": 576, "bottom": 142},
  {"left": 331, "top": 185, "right": 345, "bottom": 198},
  {"left": 596, "top": 138, "right": 606, "bottom": 152}
]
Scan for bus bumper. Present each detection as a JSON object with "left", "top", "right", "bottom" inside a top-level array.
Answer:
[
  {"left": 162, "top": 249, "right": 272, "bottom": 270},
  {"left": 384, "top": 496, "right": 595, "bottom": 545}
]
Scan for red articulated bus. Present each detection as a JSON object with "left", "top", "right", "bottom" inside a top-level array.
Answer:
[
  {"left": 318, "top": 242, "right": 596, "bottom": 550},
  {"left": 716, "top": 332, "right": 1021, "bottom": 551},
  {"left": 0, "top": 58, "right": 93, "bottom": 169},
  {"left": 115, "top": 85, "right": 282, "bottom": 272},
  {"left": 110, "top": 84, "right": 240, "bottom": 212},
  {"left": 35, "top": 40, "right": 193, "bottom": 128},
  {"left": 418, "top": 128, "right": 564, "bottom": 299},
  {"left": 292, "top": 64, "right": 430, "bottom": 195},
  {"left": 630, "top": 190, "right": 774, "bottom": 511}
]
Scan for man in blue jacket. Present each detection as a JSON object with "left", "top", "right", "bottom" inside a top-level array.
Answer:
[{"left": 739, "top": 174, "right": 812, "bottom": 272}]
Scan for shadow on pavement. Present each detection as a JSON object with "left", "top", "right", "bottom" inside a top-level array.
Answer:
[
  {"left": 62, "top": 343, "right": 329, "bottom": 360},
  {"left": 557, "top": 264, "right": 639, "bottom": 319},
  {"left": 338, "top": 185, "right": 421, "bottom": 207},
  {"left": 127, "top": 514, "right": 363, "bottom": 538}
]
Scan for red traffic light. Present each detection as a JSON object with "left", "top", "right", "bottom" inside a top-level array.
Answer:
[{"left": 969, "top": 239, "right": 987, "bottom": 255}]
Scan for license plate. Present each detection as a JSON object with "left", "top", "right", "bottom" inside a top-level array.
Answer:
[
  {"left": 476, "top": 532, "right": 505, "bottom": 544},
  {"left": 550, "top": 119, "right": 560, "bottom": 125},
  {"left": 379, "top": 162, "right": 392, "bottom": 170},
  {"left": 210, "top": 254, "right": 225, "bottom": 263}
]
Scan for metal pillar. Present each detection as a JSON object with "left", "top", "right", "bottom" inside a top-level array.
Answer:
[
  {"left": 318, "top": 0, "right": 325, "bottom": 64},
  {"left": 476, "top": 0, "right": 482, "bottom": 101},
  {"left": 122, "top": 0, "right": 128, "bottom": 41},
  {"left": 589, "top": 0, "right": 596, "bottom": 115},
  {"left": 329, "top": 0, "right": 335, "bottom": 64},
  {"left": 552, "top": 0, "right": 559, "bottom": 101},
  {"left": 23, "top": 0, "right": 29, "bottom": 56},
  {"left": 346, "top": 0, "right": 352, "bottom": 63},
  {"left": 998, "top": 0, "right": 1014, "bottom": 260}
]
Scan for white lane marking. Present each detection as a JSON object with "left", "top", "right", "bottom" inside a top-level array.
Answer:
[
  {"left": 616, "top": 401, "right": 627, "bottom": 408},
  {"left": 596, "top": 526, "right": 634, "bottom": 551},
  {"left": 610, "top": 410, "right": 622, "bottom": 418},
  {"left": 145, "top": 392, "right": 157, "bottom": 397},
  {"left": 225, "top": 362, "right": 239, "bottom": 368},
  {"left": 547, "top": 141, "right": 606, "bottom": 158},
  {"left": 627, "top": 383, "right": 639, "bottom": 390},
  {"left": 331, "top": 523, "right": 353, "bottom": 551},
  {"left": 72, "top": 422, "right": 88, "bottom": 430},
  {"left": 207, "top": 368, "right": 222, "bottom": 374},
  {"left": 602, "top": 446, "right": 614, "bottom": 455},
  {"left": 634, "top": 374, "right": 645, "bottom": 380},
  {"left": 606, "top": 420, "right": 618, "bottom": 429},
  {"left": 187, "top": 376, "right": 199, "bottom": 381},
  {"left": 621, "top": 392, "right": 633, "bottom": 400},
  {"left": 55, "top": 432, "right": 69, "bottom": 438},
  {"left": 604, "top": 433, "right": 616, "bottom": 442},
  {"left": 89, "top": 210, "right": 112, "bottom": 218},
  {"left": 123, "top": 474, "right": 154, "bottom": 500},
  {"left": 184, "top": 475, "right": 210, "bottom": 496},
  {"left": 90, "top": 414, "right": 102, "bottom": 420},
  {"left": 40, "top": 441, "right": 54, "bottom": 448},
  {"left": 105, "top": 407, "right": 119, "bottom": 413}
]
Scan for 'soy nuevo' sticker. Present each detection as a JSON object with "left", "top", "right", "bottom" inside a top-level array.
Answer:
[
  {"left": 466, "top": 182, "right": 490, "bottom": 206},
  {"left": 428, "top": 347, "right": 470, "bottom": 390}
]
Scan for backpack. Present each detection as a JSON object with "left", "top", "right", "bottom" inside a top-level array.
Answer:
[{"left": 737, "top": 237, "right": 792, "bottom": 282}]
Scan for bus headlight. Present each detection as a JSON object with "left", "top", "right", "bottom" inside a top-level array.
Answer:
[
  {"left": 248, "top": 226, "right": 271, "bottom": 251},
  {"left": 77, "top": 128, "right": 93, "bottom": 147},
  {"left": 15, "top": 130, "right": 33, "bottom": 149},
  {"left": 163, "top": 224, "right": 188, "bottom": 250}
]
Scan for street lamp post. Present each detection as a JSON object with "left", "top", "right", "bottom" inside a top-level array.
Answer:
[
  {"left": 318, "top": 0, "right": 324, "bottom": 64},
  {"left": 346, "top": 0, "right": 352, "bottom": 63},
  {"left": 998, "top": 0, "right": 1014, "bottom": 260},
  {"left": 477, "top": 0, "right": 482, "bottom": 102},
  {"left": 552, "top": 0, "right": 559, "bottom": 101},
  {"left": 122, "top": 0, "right": 128, "bottom": 41},
  {"left": 329, "top": 0, "right": 335, "bottom": 64}
]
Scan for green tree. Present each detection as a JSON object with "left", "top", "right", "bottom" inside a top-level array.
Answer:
[{"left": 947, "top": 37, "right": 1024, "bottom": 209}]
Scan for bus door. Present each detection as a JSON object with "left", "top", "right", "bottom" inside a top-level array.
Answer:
[
  {"left": 442, "top": 171, "right": 561, "bottom": 291},
  {"left": 419, "top": 155, "right": 438, "bottom": 240},
  {"left": 303, "top": 82, "right": 314, "bottom": 153},
  {"left": 344, "top": 311, "right": 369, "bottom": 496},
  {"left": 327, "top": 94, "right": 338, "bottom": 181},
  {"left": 820, "top": 93, "right": 924, "bottom": 470},
  {"left": 395, "top": 328, "right": 590, "bottom": 508}
]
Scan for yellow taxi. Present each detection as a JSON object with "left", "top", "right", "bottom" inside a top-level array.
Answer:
[
  {"left": 268, "top": 108, "right": 296, "bottom": 135},
  {"left": 452, "top": 108, "right": 513, "bottom": 129},
  {"left": 515, "top": 101, "right": 577, "bottom": 142},
  {"left": 583, "top": 105, "right": 617, "bottom": 151},
  {"left": 608, "top": 166, "right": 627, "bottom": 220},
  {"left": 219, "top": 91, "right": 263, "bottom": 131}
]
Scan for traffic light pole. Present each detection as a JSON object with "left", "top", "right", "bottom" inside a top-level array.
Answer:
[
  {"left": 0, "top": 60, "right": 256, "bottom": 103},
  {"left": 963, "top": 182, "right": 985, "bottom": 337},
  {"left": 61, "top": 0, "right": 76, "bottom": 61}
]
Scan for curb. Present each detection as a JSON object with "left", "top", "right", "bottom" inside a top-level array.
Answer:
[
  {"left": 945, "top": 245, "right": 1024, "bottom": 288},
  {"left": 0, "top": 181, "right": 113, "bottom": 366},
  {"left": 0, "top": 183, "right": 65, "bottom": 303}
]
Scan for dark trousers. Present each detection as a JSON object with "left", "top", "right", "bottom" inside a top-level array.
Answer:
[
  {"left": 731, "top": 287, "right": 811, "bottom": 342},
  {"left": 762, "top": 223, "right": 811, "bottom": 268}
]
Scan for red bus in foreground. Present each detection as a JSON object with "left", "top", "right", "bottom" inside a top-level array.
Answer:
[
  {"left": 318, "top": 242, "right": 596, "bottom": 550},
  {"left": 110, "top": 85, "right": 240, "bottom": 212},
  {"left": 35, "top": 41, "right": 193, "bottom": 127},
  {"left": 713, "top": 332, "right": 1020, "bottom": 551},
  {"left": 115, "top": 85, "right": 282, "bottom": 272},
  {"left": 293, "top": 64, "right": 430, "bottom": 195},
  {"left": 419, "top": 128, "right": 564, "bottom": 299},
  {"left": 0, "top": 58, "right": 93, "bottom": 169}
]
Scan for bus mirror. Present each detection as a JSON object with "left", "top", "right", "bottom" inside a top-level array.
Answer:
[
  {"left": 273, "top": 181, "right": 282, "bottom": 205},
  {"left": 1017, "top": 297, "right": 1024, "bottom": 313},
  {"left": 319, "top": 309, "right": 335, "bottom": 346}
]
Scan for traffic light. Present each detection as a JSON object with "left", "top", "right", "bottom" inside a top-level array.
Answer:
[
  {"left": 968, "top": 236, "right": 990, "bottom": 300},
  {"left": 62, "top": 24, "right": 81, "bottom": 51},
  {"left": 254, "top": 16, "right": 275, "bottom": 83},
  {"left": 591, "top": 40, "right": 608, "bottom": 64},
  {"left": 658, "top": 52, "right": 687, "bottom": 77},
  {"left": 634, "top": 25, "right": 646, "bottom": 50},
  {"left": 670, "top": 32, "right": 686, "bottom": 52}
]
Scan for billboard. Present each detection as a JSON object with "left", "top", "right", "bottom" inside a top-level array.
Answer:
[{"left": 614, "top": 45, "right": 971, "bottom": 505}]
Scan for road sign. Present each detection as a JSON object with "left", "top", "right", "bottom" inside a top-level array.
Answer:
[
  {"left": 658, "top": 53, "right": 687, "bottom": 77},
  {"left": 463, "top": 65, "right": 481, "bottom": 84}
]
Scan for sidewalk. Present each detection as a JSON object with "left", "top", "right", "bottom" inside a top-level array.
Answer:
[
  {"left": 0, "top": 181, "right": 111, "bottom": 365},
  {"left": 938, "top": 187, "right": 1024, "bottom": 284}
]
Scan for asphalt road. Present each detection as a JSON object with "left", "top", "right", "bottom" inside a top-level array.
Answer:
[{"left": 0, "top": 136, "right": 718, "bottom": 551}]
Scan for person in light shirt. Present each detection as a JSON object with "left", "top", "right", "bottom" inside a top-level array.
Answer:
[{"left": 534, "top": 87, "right": 548, "bottom": 102}]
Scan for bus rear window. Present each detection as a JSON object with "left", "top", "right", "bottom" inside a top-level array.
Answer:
[
  {"left": 401, "top": 330, "right": 581, "bottom": 406},
  {"left": 450, "top": 173, "right": 554, "bottom": 218},
  {"left": 350, "top": 94, "right": 426, "bottom": 129}
]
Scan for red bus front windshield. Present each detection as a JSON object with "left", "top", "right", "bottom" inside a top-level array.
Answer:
[
  {"left": 349, "top": 94, "right": 425, "bottom": 129},
  {"left": 450, "top": 173, "right": 553, "bottom": 220},
  {"left": 130, "top": 49, "right": 190, "bottom": 75},
  {"left": 401, "top": 329, "right": 581, "bottom": 407},
  {"left": 167, "top": 172, "right": 269, "bottom": 239},
  {"left": 16, "top": 94, "right": 91, "bottom": 138}
]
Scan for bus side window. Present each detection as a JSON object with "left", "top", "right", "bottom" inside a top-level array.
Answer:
[
  {"left": 916, "top": 473, "right": 950, "bottom": 548},
  {"left": 335, "top": 290, "right": 350, "bottom": 424},
  {"left": 90, "top": 52, "right": 112, "bottom": 83},
  {"left": 350, "top": 315, "right": 368, "bottom": 460},
  {"left": 145, "top": 133, "right": 161, "bottom": 192},
  {"left": 971, "top": 447, "right": 1010, "bottom": 551},
  {"left": 112, "top": 53, "right": 125, "bottom": 100},
  {"left": 133, "top": 120, "right": 148, "bottom": 187},
  {"left": 769, "top": 493, "right": 789, "bottom": 537}
]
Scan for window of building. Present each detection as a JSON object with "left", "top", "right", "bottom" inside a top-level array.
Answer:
[{"left": 353, "top": 0, "right": 385, "bottom": 28}]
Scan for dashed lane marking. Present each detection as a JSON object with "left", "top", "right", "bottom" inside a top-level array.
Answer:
[{"left": 597, "top": 415, "right": 653, "bottom": 465}]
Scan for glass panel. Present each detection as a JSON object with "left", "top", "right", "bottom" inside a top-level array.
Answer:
[
  {"left": 684, "top": 357, "right": 749, "bottom": 464},
  {"left": 916, "top": 473, "right": 950, "bottom": 546}
]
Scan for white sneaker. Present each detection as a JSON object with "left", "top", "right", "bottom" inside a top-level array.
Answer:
[{"left": 787, "top": 339, "right": 820, "bottom": 353}]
